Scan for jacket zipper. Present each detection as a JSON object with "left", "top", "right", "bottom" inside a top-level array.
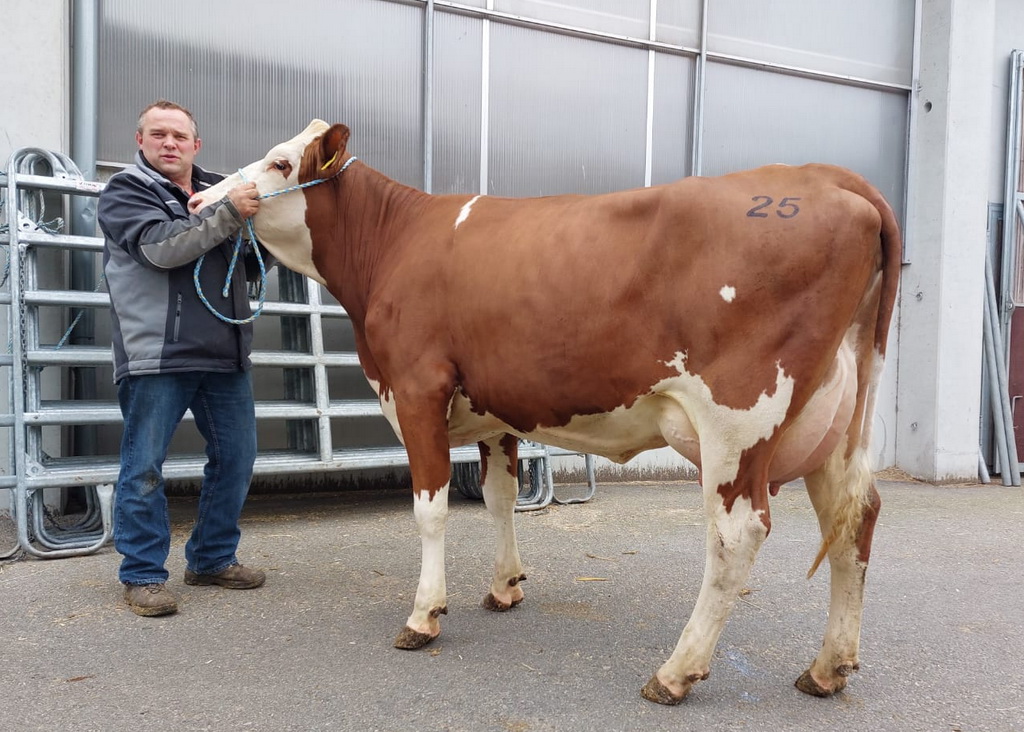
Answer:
[{"left": 172, "top": 293, "right": 182, "bottom": 342}]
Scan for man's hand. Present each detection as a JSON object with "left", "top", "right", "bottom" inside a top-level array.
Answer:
[{"left": 225, "top": 182, "right": 261, "bottom": 219}]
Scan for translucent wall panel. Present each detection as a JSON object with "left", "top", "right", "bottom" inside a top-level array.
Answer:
[
  {"left": 433, "top": 13, "right": 483, "bottom": 195},
  {"left": 651, "top": 52, "right": 694, "bottom": 184},
  {"left": 702, "top": 63, "right": 908, "bottom": 218},
  {"left": 495, "top": 0, "right": 649, "bottom": 37},
  {"left": 708, "top": 0, "right": 915, "bottom": 85},
  {"left": 655, "top": 0, "right": 702, "bottom": 47},
  {"left": 99, "top": 0, "right": 424, "bottom": 187},
  {"left": 488, "top": 25, "right": 648, "bottom": 196}
]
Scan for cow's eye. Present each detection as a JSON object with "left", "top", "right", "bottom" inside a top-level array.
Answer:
[{"left": 273, "top": 160, "right": 288, "bottom": 171}]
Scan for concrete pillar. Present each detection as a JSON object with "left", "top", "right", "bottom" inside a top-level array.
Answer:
[{"left": 897, "top": 0, "right": 996, "bottom": 481}]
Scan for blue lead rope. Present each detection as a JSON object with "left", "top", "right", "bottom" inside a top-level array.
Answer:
[
  {"left": 192, "top": 218, "right": 267, "bottom": 325},
  {"left": 192, "top": 156, "right": 357, "bottom": 326}
]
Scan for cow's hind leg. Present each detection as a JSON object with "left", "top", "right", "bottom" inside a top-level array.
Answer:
[
  {"left": 480, "top": 434, "right": 527, "bottom": 611},
  {"left": 642, "top": 456, "right": 772, "bottom": 705},
  {"left": 797, "top": 443, "right": 880, "bottom": 696}
]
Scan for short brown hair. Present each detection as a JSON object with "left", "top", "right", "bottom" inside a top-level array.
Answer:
[{"left": 137, "top": 99, "right": 199, "bottom": 139}]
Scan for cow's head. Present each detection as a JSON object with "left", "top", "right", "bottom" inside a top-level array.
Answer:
[{"left": 189, "top": 119, "right": 351, "bottom": 284}]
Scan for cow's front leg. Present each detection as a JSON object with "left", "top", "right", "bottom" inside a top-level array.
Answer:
[
  {"left": 480, "top": 434, "right": 526, "bottom": 611},
  {"left": 394, "top": 482, "right": 450, "bottom": 649},
  {"left": 641, "top": 466, "right": 771, "bottom": 705},
  {"left": 391, "top": 384, "right": 456, "bottom": 650}
]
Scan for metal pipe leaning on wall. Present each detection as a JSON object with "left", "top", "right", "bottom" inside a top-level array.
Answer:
[{"left": 983, "top": 251, "right": 1021, "bottom": 486}]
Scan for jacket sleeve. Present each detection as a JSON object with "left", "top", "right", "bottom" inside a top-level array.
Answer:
[{"left": 97, "top": 174, "right": 244, "bottom": 271}]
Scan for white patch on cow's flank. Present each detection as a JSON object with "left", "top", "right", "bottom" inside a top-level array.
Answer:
[
  {"left": 454, "top": 195, "right": 482, "bottom": 230},
  {"left": 443, "top": 351, "right": 793, "bottom": 482},
  {"left": 720, "top": 285, "right": 736, "bottom": 302},
  {"left": 661, "top": 351, "right": 794, "bottom": 488}
]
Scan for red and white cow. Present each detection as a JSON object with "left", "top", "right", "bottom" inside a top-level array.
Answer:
[{"left": 191, "top": 120, "right": 901, "bottom": 704}]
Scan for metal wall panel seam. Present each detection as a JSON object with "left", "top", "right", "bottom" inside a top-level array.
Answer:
[
  {"left": 423, "top": 0, "right": 435, "bottom": 194},
  {"left": 691, "top": 0, "right": 708, "bottom": 176},
  {"left": 644, "top": 0, "right": 657, "bottom": 187},
  {"left": 479, "top": 0, "right": 493, "bottom": 194}
]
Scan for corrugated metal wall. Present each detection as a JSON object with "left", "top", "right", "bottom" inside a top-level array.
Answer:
[{"left": 99, "top": 1, "right": 912, "bottom": 202}]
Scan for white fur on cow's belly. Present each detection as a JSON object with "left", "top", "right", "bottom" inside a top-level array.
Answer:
[{"left": 367, "top": 345, "right": 858, "bottom": 487}]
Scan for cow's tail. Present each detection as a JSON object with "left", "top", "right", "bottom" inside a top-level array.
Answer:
[{"left": 806, "top": 176, "right": 901, "bottom": 579}]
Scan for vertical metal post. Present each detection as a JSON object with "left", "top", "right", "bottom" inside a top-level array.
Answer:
[
  {"left": 479, "top": 0, "right": 493, "bottom": 195},
  {"left": 280, "top": 269, "right": 316, "bottom": 452},
  {"left": 644, "top": 0, "right": 657, "bottom": 187},
  {"left": 8, "top": 169, "right": 31, "bottom": 552},
  {"left": 1000, "top": 50, "right": 1024, "bottom": 341},
  {"left": 423, "top": 0, "right": 435, "bottom": 194},
  {"left": 306, "top": 283, "right": 334, "bottom": 464},
  {"left": 690, "top": 0, "right": 709, "bottom": 176},
  {"left": 70, "top": 0, "right": 100, "bottom": 461}
]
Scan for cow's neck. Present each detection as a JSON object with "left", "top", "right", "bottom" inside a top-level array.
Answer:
[{"left": 313, "top": 162, "right": 429, "bottom": 326}]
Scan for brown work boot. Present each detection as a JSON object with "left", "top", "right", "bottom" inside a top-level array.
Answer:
[
  {"left": 123, "top": 583, "right": 178, "bottom": 617},
  {"left": 184, "top": 563, "right": 266, "bottom": 589}
]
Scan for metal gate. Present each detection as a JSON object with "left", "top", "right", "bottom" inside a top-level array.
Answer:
[
  {"left": 1, "top": 151, "right": 593, "bottom": 559},
  {"left": 997, "top": 49, "right": 1024, "bottom": 477}
]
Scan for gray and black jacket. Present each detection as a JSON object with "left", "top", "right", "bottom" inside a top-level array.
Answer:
[{"left": 99, "top": 152, "right": 260, "bottom": 383}]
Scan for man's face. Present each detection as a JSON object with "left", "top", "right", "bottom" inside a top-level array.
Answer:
[{"left": 136, "top": 108, "right": 201, "bottom": 186}]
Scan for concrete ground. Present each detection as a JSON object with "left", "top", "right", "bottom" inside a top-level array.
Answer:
[{"left": 1, "top": 478, "right": 1022, "bottom": 732}]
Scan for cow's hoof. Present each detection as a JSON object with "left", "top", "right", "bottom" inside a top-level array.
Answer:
[
  {"left": 393, "top": 626, "right": 436, "bottom": 650},
  {"left": 794, "top": 669, "right": 849, "bottom": 697},
  {"left": 483, "top": 593, "right": 524, "bottom": 610},
  {"left": 640, "top": 675, "right": 689, "bottom": 706},
  {"left": 482, "top": 574, "right": 526, "bottom": 611},
  {"left": 482, "top": 592, "right": 524, "bottom": 612}
]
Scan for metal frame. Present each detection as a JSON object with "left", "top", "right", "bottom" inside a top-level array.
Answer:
[
  {"left": 1000, "top": 50, "right": 1024, "bottom": 321},
  {"left": 995, "top": 49, "right": 1024, "bottom": 478},
  {"left": 2, "top": 150, "right": 113, "bottom": 558}
]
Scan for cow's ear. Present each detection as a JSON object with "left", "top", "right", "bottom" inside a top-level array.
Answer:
[{"left": 319, "top": 124, "right": 350, "bottom": 173}]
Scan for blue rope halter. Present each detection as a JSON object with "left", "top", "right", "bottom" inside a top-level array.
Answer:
[{"left": 193, "top": 155, "right": 358, "bottom": 325}]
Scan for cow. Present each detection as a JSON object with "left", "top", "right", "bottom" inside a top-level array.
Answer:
[{"left": 190, "top": 120, "right": 901, "bottom": 705}]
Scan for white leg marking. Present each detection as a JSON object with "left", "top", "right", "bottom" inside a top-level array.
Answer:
[
  {"left": 804, "top": 441, "right": 874, "bottom": 691},
  {"left": 406, "top": 484, "right": 450, "bottom": 637},
  {"left": 481, "top": 440, "right": 525, "bottom": 608},
  {"left": 655, "top": 486, "right": 768, "bottom": 696},
  {"left": 454, "top": 194, "right": 482, "bottom": 230}
]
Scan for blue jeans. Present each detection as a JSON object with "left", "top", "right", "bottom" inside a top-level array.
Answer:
[{"left": 114, "top": 371, "right": 257, "bottom": 585}]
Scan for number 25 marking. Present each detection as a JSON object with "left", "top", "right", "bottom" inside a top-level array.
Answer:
[{"left": 746, "top": 195, "right": 801, "bottom": 219}]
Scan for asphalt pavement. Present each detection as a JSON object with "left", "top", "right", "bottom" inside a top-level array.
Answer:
[{"left": 1, "top": 478, "right": 1022, "bottom": 731}]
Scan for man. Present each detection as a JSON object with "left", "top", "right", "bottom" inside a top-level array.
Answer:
[{"left": 98, "top": 100, "right": 266, "bottom": 617}]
